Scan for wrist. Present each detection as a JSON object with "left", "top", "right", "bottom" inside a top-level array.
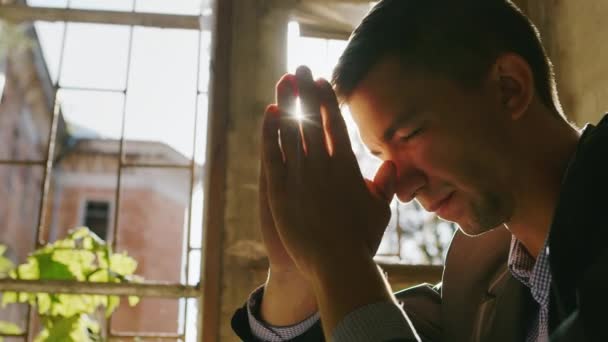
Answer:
[
  {"left": 308, "top": 251, "right": 396, "bottom": 337},
  {"left": 260, "top": 268, "right": 318, "bottom": 326}
]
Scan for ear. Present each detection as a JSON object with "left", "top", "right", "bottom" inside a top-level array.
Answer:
[{"left": 488, "top": 53, "right": 534, "bottom": 120}]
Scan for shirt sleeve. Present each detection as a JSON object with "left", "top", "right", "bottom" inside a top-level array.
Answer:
[
  {"left": 247, "top": 285, "right": 321, "bottom": 341},
  {"left": 331, "top": 301, "right": 420, "bottom": 342}
]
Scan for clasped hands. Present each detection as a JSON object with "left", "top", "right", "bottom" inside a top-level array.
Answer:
[{"left": 260, "top": 66, "right": 398, "bottom": 280}]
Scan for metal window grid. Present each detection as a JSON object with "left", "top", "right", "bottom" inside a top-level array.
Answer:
[{"left": 0, "top": 2, "right": 211, "bottom": 340}]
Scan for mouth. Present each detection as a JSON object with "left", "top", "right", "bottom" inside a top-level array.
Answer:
[{"left": 427, "top": 191, "right": 455, "bottom": 213}]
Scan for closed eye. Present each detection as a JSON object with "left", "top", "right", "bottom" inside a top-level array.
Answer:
[{"left": 398, "top": 127, "right": 423, "bottom": 142}]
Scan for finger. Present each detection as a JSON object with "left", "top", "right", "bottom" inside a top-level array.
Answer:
[
  {"left": 276, "top": 73, "right": 297, "bottom": 114},
  {"left": 258, "top": 160, "right": 272, "bottom": 227},
  {"left": 262, "top": 105, "right": 286, "bottom": 190},
  {"left": 316, "top": 78, "right": 353, "bottom": 157},
  {"left": 372, "top": 161, "right": 397, "bottom": 202},
  {"left": 278, "top": 107, "right": 305, "bottom": 167},
  {"left": 259, "top": 159, "right": 291, "bottom": 264},
  {"left": 296, "top": 66, "right": 326, "bottom": 158}
]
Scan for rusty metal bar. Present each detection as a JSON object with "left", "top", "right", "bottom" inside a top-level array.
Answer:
[
  {"left": 0, "top": 4, "right": 204, "bottom": 30},
  {"left": 106, "top": 8, "right": 135, "bottom": 337},
  {"left": 181, "top": 23, "right": 205, "bottom": 338},
  {"left": 0, "top": 279, "right": 201, "bottom": 298},
  {"left": 109, "top": 332, "right": 184, "bottom": 339},
  {"left": 0, "top": 160, "right": 45, "bottom": 166},
  {"left": 0, "top": 332, "right": 26, "bottom": 338},
  {"left": 25, "top": 15, "right": 69, "bottom": 340},
  {"left": 56, "top": 85, "right": 126, "bottom": 94},
  {"left": 120, "top": 162, "right": 191, "bottom": 169},
  {"left": 34, "top": 87, "right": 60, "bottom": 247}
]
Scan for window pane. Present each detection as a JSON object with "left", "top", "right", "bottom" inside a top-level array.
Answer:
[
  {"left": 69, "top": 0, "right": 134, "bottom": 11},
  {"left": 111, "top": 298, "right": 181, "bottom": 335},
  {"left": 186, "top": 249, "right": 200, "bottom": 286},
  {"left": 124, "top": 27, "right": 199, "bottom": 164},
  {"left": 48, "top": 146, "right": 119, "bottom": 243},
  {"left": 288, "top": 36, "right": 330, "bottom": 78},
  {"left": 189, "top": 173, "right": 204, "bottom": 249},
  {"left": 34, "top": 21, "right": 65, "bottom": 85},
  {"left": 193, "top": 94, "right": 209, "bottom": 166},
  {"left": 135, "top": 0, "right": 204, "bottom": 15},
  {"left": 0, "top": 95, "right": 50, "bottom": 161},
  {"left": 198, "top": 31, "right": 212, "bottom": 94},
  {"left": 184, "top": 298, "right": 199, "bottom": 341},
  {"left": 58, "top": 89, "right": 125, "bottom": 140},
  {"left": 84, "top": 200, "right": 111, "bottom": 240},
  {"left": 0, "top": 304, "right": 28, "bottom": 340},
  {"left": 59, "top": 23, "right": 131, "bottom": 90},
  {"left": 0, "top": 166, "right": 43, "bottom": 264},
  {"left": 27, "top": 0, "right": 67, "bottom": 8},
  {"left": 116, "top": 168, "right": 190, "bottom": 283}
]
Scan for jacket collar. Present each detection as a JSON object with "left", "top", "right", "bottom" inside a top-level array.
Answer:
[{"left": 548, "top": 114, "right": 608, "bottom": 322}]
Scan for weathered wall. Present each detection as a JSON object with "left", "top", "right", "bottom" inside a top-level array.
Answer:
[
  {"left": 219, "top": 1, "right": 291, "bottom": 340},
  {"left": 517, "top": 0, "right": 608, "bottom": 126}
]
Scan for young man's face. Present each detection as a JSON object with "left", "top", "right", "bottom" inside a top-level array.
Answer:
[{"left": 347, "top": 56, "right": 516, "bottom": 236}]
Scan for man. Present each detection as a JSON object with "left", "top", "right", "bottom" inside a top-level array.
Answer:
[{"left": 232, "top": 0, "right": 608, "bottom": 341}]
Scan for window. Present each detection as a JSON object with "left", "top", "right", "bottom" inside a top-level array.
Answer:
[
  {"left": 83, "top": 200, "right": 110, "bottom": 240},
  {"left": 0, "top": 2, "right": 212, "bottom": 340}
]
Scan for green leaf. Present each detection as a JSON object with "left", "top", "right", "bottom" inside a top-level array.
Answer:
[
  {"left": 39, "top": 315, "right": 80, "bottom": 342},
  {"left": 0, "top": 320, "right": 22, "bottom": 334},
  {"left": 82, "top": 236, "right": 93, "bottom": 250},
  {"left": 70, "top": 227, "right": 91, "bottom": 240},
  {"left": 128, "top": 296, "right": 140, "bottom": 307},
  {"left": 2, "top": 231, "right": 143, "bottom": 341},
  {"left": 52, "top": 249, "right": 95, "bottom": 280},
  {"left": 1, "top": 292, "right": 17, "bottom": 306},
  {"left": 37, "top": 293, "right": 52, "bottom": 315},
  {"left": 96, "top": 251, "right": 109, "bottom": 269},
  {"left": 13, "top": 257, "right": 39, "bottom": 280},
  {"left": 0, "top": 245, "right": 14, "bottom": 278},
  {"left": 34, "top": 253, "right": 75, "bottom": 281},
  {"left": 106, "top": 296, "right": 120, "bottom": 317},
  {"left": 109, "top": 253, "right": 137, "bottom": 276},
  {"left": 88, "top": 269, "right": 109, "bottom": 282}
]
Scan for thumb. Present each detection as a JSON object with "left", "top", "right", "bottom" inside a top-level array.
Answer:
[{"left": 372, "top": 160, "right": 397, "bottom": 202}]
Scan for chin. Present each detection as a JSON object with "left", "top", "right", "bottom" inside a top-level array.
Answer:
[{"left": 456, "top": 222, "right": 504, "bottom": 237}]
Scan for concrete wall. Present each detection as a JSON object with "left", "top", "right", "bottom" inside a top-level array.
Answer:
[
  {"left": 203, "top": 1, "right": 295, "bottom": 340},
  {"left": 518, "top": 0, "right": 608, "bottom": 126}
]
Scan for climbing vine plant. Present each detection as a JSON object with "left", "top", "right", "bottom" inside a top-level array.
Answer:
[{"left": 0, "top": 228, "right": 141, "bottom": 341}]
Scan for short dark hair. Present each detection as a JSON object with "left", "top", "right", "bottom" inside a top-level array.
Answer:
[{"left": 331, "top": 0, "right": 561, "bottom": 114}]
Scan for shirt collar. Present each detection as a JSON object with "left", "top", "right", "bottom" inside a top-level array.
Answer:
[{"left": 508, "top": 236, "right": 552, "bottom": 308}]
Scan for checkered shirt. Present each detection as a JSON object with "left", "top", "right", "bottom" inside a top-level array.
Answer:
[
  {"left": 508, "top": 237, "right": 552, "bottom": 342},
  {"left": 247, "top": 286, "right": 321, "bottom": 341},
  {"left": 247, "top": 286, "right": 413, "bottom": 341}
]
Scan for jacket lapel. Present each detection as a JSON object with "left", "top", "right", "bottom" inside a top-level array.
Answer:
[{"left": 442, "top": 227, "right": 526, "bottom": 341}]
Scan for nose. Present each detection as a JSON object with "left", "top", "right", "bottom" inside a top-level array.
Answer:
[{"left": 389, "top": 155, "right": 426, "bottom": 203}]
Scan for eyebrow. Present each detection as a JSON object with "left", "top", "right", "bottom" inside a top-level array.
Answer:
[{"left": 382, "top": 109, "right": 418, "bottom": 142}]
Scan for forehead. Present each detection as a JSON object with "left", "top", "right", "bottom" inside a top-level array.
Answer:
[
  {"left": 346, "top": 57, "right": 428, "bottom": 142},
  {"left": 346, "top": 57, "right": 473, "bottom": 126}
]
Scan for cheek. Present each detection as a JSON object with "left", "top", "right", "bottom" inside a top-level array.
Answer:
[{"left": 414, "top": 133, "right": 487, "bottom": 191}]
